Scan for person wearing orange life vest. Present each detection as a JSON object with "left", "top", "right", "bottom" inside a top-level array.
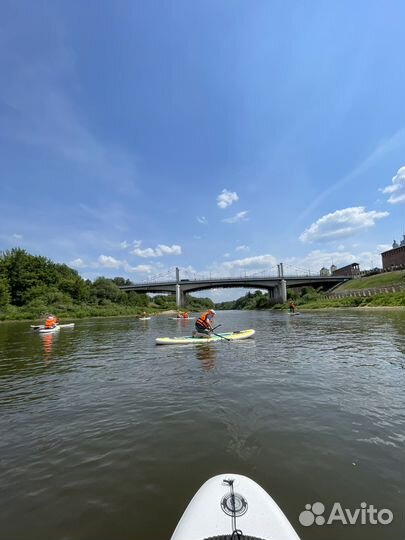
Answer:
[
  {"left": 183, "top": 312, "right": 189, "bottom": 319},
  {"left": 44, "top": 315, "right": 57, "bottom": 329},
  {"left": 194, "top": 309, "right": 216, "bottom": 338}
]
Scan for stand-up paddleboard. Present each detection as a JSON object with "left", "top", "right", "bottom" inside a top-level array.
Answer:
[
  {"left": 169, "top": 317, "right": 196, "bottom": 320},
  {"left": 139, "top": 317, "right": 151, "bottom": 320},
  {"left": 289, "top": 312, "right": 301, "bottom": 316},
  {"left": 156, "top": 329, "right": 255, "bottom": 345},
  {"left": 171, "top": 473, "right": 300, "bottom": 540}
]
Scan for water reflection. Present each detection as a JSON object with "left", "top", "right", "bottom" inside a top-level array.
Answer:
[
  {"left": 195, "top": 345, "right": 216, "bottom": 371},
  {"left": 40, "top": 332, "right": 57, "bottom": 364}
]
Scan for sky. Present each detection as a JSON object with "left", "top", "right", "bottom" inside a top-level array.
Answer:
[{"left": 1, "top": 1, "right": 404, "bottom": 301}]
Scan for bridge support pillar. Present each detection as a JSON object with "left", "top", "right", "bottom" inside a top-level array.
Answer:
[
  {"left": 268, "top": 288, "right": 274, "bottom": 301},
  {"left": 176, "top": 284, "right": 184, "bottom": 308},
  {"left": 278, "top": 279, "right": 287, "bottom": 303}
]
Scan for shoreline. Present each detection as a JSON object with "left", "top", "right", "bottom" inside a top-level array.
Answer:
[{"left": 2, "top": 306, "right": 405, "bottom": 324}]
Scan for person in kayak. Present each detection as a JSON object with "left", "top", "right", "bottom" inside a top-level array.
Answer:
[
  {"left": 45, "top": 315, "right": 57, "bottom": 329},
  {"left": 193, "top": 309, "right": 216, "bottom": 338}
]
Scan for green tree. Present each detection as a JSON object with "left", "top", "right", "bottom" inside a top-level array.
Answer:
[{"left": 0, "top": 277, "right": 10, "bottom": 308}]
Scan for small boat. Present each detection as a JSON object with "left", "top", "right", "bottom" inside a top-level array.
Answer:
[
  {"left": 170, "top": 473, "right": 300, "bottom": 540},
  {"left": 169, "top": 317, "right": 195, "bottom": 320},
  {"left": 38, "top": 325, "right": 61, "bottom": 334},
  {"left": 31, "top": 323, "right": 75, "bottom": 331},
  {"left": 139, "top": 317, "right": 151, "bottom": 320},
  {"left": 156, "top": 329, "right": 255, "bottom": 345}
]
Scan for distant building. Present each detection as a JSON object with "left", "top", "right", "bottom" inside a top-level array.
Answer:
[
  {"left": 320, "top": 267, "right": 330, "bottom": 276},
  {"left": 382, "top": 234, "right": 405, "bottom": 270},
  {"left": 330, "top": 264, "right": 337, "bottom": 274},
  {"left": 332, "top": 263, "right": 360, "bottom": 276}
]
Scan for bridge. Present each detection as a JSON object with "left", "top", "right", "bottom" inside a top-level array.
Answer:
[{"left": 119, "top": 265, "right": 351, "bottom": 307}]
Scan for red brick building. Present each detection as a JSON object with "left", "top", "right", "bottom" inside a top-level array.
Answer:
[
  {"left": 331, "top": 263, "right": 360, "bottom": 276},
  {"left": 381, "top": 236, "right": 405, "bottom": 270}
]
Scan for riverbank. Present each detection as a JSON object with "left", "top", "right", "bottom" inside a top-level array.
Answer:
[{"left": 0, "top": 308, "right": 194, "bottom": 323}]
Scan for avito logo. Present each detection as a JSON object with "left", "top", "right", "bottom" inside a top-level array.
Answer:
[{"left": 299, "top": 502, "right": 393, "bottom": 527}]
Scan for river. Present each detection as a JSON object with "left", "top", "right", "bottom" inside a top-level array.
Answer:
[{"left": 0, "top": 310, "right": 404, "bottom": 540}]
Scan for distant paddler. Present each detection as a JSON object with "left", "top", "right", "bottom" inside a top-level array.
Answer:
[
  {"left": 288, "top": 301, "right": 296, "bottom": 313},
  {"left": 44, "top": 315, "right": 58, "bottom": 329},
  {"left": 193, "top": 309, "right": 216, "bottom": 338}
]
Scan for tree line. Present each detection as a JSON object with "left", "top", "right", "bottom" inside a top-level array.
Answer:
[{"left": 0, "top": 248, "right": 213, "bottom": 320}]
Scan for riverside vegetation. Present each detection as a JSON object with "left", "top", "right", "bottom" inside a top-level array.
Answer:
[{"left": 0, "top": 248, "right": 213, "bottom": 321}]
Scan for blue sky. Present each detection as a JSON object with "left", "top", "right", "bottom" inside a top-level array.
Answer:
[{"left": 1, "top": 1, "right": 404, "bottom": 301}]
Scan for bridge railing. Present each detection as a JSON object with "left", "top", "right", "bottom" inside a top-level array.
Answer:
[{"left": 131, "top": 272, "right": 341, "bottom": 285}]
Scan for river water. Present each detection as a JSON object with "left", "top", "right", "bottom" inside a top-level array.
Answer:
[{"left": 0, "top": 310, "right": 404, "bottom": 540}]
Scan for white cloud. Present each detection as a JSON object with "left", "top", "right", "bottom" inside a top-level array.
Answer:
[
  {"left": 377, "top": 244, "right": 392, "bottom": 253},
  {"left": 236, "top": 245, "right": 249, "bottom": 252},
  {"left": 133, "top": 247, "right": 157, "bottom": 258},
  {"left": 132, "top": 244, "right": 182, "bottom": 257},
  {"left": 222, "top": 211, "right": 249, "bottom": 224},
  {"left": 197, "top": 216, "right": 208, "bottom": 224},
  {"left": 157, "top": 244, "right": 182, "bottom": 255},
  {"left": 300, "top": 207, "right": 389, "bottom": 243},
  {"left": 129, "top": 264, "right": 155, "bottom": 274},
  {"left": 69, "top": 258, "right": 86, "bottom": 268},
  {"left": 98, "top": 255, "right": 122, "bottom": 268},
  {"left": 219, "top": 254, "right": 278, "bottom": 276},
  {"left": 296, "top": 128, "right": 405, "bottom": 223},
  {"left": 381, "top": 165, "right": 405, "bottom": 204},
  {"left": 217, "top": 189, "right": 239, "bottom": 209},
  {"left": 13, "top": 233, "right": 23, "bottom": 240},
  {"left": 285, "top": 246, "right": 386, "bottom": 274}
]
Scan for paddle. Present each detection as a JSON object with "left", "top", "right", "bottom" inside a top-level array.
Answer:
[{"left": 209, "top": 324, "right": 231, "bottom": 342}]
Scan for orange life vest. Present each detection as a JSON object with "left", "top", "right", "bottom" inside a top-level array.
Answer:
[{"left": 196, "top": 311, "right": 212, "bottom": 329}]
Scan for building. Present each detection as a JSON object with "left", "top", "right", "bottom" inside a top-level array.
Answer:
[
  {"left": 381, "top": 234, "right": 405, "bottom": 270},
  {"left": 320, "top": 267, "right": 330, "bottom": 276},
  {"left": 331, "top": 263, "right": 360, "bottom": 276}
]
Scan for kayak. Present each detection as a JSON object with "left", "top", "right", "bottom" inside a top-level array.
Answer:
[
  {"left": 31, "top": 323, "right": 75, "bottom": 331},
  {"left": 156, "top": 329, "right": 255, "bottom": 345},
  {"left": 38, "top": 326, "right": 61, "bottom": 334},
  {"left": 139, "top": 317, "right": 151, "bottom": 320},
  {"left": 170, "top": 473, "right": 300, "bottom": 540},
  {"left": 170, "top": 317, "right": 195, "bottom": 320}
]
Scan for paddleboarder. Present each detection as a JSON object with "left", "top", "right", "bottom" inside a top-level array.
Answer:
[{"left": 193, "top": 308, "right": 216, "bottom": 338}]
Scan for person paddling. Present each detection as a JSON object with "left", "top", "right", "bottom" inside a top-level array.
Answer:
[
  {"left": 193, "top": 309, "right": 216, "bottom": 338},
  {"left": 288, "top": 301, "right": 296, "bottom": 313},
  {"left": 44, "top": 315, "right": 57, "bottom": 329}
]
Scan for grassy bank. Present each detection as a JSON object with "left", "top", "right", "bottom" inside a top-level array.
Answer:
[
  {"left": 334, "top": 270, "right": 405, "bottom": 291},
  {"left": 274, "top": 290, "right": 405, "bottom": 310}
]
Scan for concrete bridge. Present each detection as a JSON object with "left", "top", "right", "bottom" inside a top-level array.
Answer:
[{"left": 119, "top": 266, "right": 350, "bottom": 307}]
